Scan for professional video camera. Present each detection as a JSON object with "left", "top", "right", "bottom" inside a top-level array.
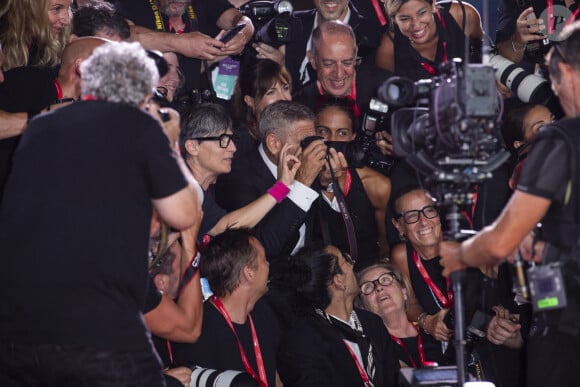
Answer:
[
  {"left": 379, "top": 59, "right": 509, "bottom": 232},
  {"left": 239, "top": 0, "right": 301, "bottom": 48}
]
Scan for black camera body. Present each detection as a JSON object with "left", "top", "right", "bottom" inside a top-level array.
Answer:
[
  {"left": 239, "top": 0, "right": 301, "bottom": 48},
  {"left": 443, "top": 309, "right": 489, "bottom": 345},
  {"left": 300, "top": 135, "right": 392, "bottom": 170}
]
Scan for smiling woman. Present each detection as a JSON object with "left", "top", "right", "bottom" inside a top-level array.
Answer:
[
  {"left": 0, "top": 0, "right": 71, "bottom": 71},
  {"left": 376, "top": 0, "right": 483, "bottom": 80},
  {"left": 388, "top": 185, "right": 454, "bottom": 343}
]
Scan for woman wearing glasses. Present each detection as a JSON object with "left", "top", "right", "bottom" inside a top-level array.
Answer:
[
  {"left": 389, "top": 185, "right": 452, "bottom": 343},
  {"left": 179, "top": 103, "right": 300, "bottom": 238},
  {"left": 276, "top": 244, "right": 400, "bottom": 387},
  {"left": 357, "top": 260, "right": 443, "bottom": 368},
  {"left": 392, "top": 185, "right": 526, "bottom": 384}
]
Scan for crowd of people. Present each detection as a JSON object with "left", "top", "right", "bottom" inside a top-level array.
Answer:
[{"left": 0, "top": 0, "right": 579, "bottom": 386}]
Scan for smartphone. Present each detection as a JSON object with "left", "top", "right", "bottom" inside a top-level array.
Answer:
[{"left": 220, "top": 24, "right": 246, "bottom": 43}]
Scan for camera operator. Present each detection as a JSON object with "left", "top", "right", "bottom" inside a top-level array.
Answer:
[
  {"left": 440, "top": 22, "right": 580, "bottom": 387},
  {"left": 0, "top": 41, "right": 202, "bottom": 386},
  {"left": 293, "top": 21, "right": 393, "bottom": 125},
  {"left": 314, "top": 99, "right": 392, "bottom": 265}
]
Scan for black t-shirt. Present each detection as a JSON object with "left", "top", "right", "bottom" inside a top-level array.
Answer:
[
  {"left": 173, "top": 297, "right": 280, "bottom": 387},
  {"left": 115, "top": 0, "right": 232, "bottom": 94},
  {"left": 0, "top": 101, "right": 187, "bottom": 351},
  {"left": 517, "top": 126, "right": 568, "bottom": 203},
  {"left": 0, "top": 66, "right": 59, "bottom": 203},
  {"left": 0, "top": 66, "right": 58, "bottom": 113}
]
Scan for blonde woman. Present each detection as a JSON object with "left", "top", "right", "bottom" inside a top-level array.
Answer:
[{"left": 0, "top": 0, "right": 71, "bottom": 71}]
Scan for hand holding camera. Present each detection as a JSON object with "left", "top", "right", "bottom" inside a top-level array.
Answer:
[
  {"left": 422, "top": 308, "right": 454, "bottom": 342},
  {"left": 295, "top": 136, "right": 327, "bottom": 187},
  {"left": 319, "top": 148, "right": 348, "bottom": 193},
  {"left": 514, "top": 7, "right": 547, "bottom": 46}
]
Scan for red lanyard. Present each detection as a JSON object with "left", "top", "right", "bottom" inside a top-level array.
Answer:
[
  {"left": 412, "top": 250, "right": 452, "bottom": 309},
  {"left": 545, "top": 0, "right": 580, "bottom": 33},
  {"left": 212, "top": 296, "right": 268, "bottom": 387},
  {"left": 370, "top": 0, "right": 388, "bottom": 26},
  {"left": 390, "top": 325, "right": 438, "bottom": 368},
  {"left": 342, "top": 340, "right": 373, "bottom": 387},
  {"left": 317, "top": 78, "right": 361, "bottom": 118},
  {"left": 563, "top": 1, "right": 580, "bottom": 28},
  {"left": 53, "top": 79, "right": 63, "bottom": 99},
  {"left": 420, "top": 10, "right": 448, "bottom": 76}
]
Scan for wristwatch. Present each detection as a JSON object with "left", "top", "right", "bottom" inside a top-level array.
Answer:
[{"left": 326, "top": 183, "right": 334, "bottom": 193}]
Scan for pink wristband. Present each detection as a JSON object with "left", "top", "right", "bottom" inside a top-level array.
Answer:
[{"left": 267, "top": 181, "right": 290, "bottom": 203}]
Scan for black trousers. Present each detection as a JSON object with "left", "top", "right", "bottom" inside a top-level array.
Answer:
[
  {"left": 527, "top": 329, "right": 580, "bottom": 387},
  {"left": 0, "top": 342, "right": 166, "bottom": 387}
]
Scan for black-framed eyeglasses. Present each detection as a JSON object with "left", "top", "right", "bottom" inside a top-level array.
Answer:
[
  {"left": 395, "top": 204, "right": 439, "bottom": 224},
  {"left": 191, "top": 133, "right": 237, "bottom": 148},
  {"left": 360, "top": 272, "right": 396, "bottom": 295}
]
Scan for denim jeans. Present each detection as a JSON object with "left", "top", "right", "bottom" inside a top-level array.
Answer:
[{"left": 0, "top": 342, "right": 166, "bottom": 387}]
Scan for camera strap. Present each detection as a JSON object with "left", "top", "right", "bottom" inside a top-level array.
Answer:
[
  {"left": 148, "top": 0, "right": 198, "bottom": 32},
  {"left": 211, "top": 296, "right": 268, "bottom": 387},
  {"left": 370, "top": 0, "right": 388, "bottom": 26},
  {"left": 329, "top": 168, "right": 359, "bottom": 262}
]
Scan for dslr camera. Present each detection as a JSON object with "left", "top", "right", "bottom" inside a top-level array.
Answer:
[
  {"left": 239, "top": 0, "right": 301, "bottom": 49},
  {"left": 300, "top": 135, "right": 391, "bottom": 170}
]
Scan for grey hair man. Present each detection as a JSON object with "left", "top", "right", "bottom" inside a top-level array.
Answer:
[
  {"left": 215, "top": 100, "right": 327, "bottom": 262},
  {"left": 0, "top": 41, "right": 201, "bottom": 386}
]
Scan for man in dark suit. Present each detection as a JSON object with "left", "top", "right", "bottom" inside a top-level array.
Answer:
[
  {"left": 293, "top": 21, "right": 392, "bottom": 121},
  {"left": 215, "top": 101, "right": 326, "bottom": 263},
  {"left": 285, "top": 0, "right": 385, "bottom": 91}
]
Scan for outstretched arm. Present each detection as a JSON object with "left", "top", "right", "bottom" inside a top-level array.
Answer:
[{"left": 207, "top": 143, "right": 300, "bottom": 235}]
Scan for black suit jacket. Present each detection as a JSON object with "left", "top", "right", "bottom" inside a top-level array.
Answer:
[
  {"left": 285, "top": 3, "right": 382, "bottom": 91},
  {"left": 214, "top": 149, "right": 318, "bottom": 262},
  {"left": 278, "top": 308, "right": 400, "bottom": 387}
]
